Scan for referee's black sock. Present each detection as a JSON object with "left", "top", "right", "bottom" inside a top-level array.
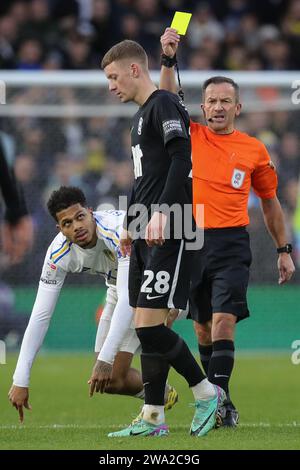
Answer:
[
  {"left": 198, "top": 343, "right": 213, "bottom": 375},
  {"left": 136, "top": 324, "right": 205, "bottom": 389},
  {"left": 208, "top": 340, "right": 235, "bottom": 396}
]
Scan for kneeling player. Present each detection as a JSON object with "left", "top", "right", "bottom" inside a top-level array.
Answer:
[{"left": 8, "top": 186, "right": 177, "bottom": 422}]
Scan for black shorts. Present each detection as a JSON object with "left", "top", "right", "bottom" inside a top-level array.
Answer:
[
  {"left": 129, "top": 239, "right": 191, "bottom": 309},
  {"left": 190, "top": 226, "right": 252, "bottom": 324}
]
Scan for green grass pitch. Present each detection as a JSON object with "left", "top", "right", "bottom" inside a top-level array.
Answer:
[{"left": 1, "top": 353, "right": 299, "bottom": 450}]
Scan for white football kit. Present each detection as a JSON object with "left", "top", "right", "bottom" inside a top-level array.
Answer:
[{"left": 13, "top": 210, "right": 139, "bottom": 388}]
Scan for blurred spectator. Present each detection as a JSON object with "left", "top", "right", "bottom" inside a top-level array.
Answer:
[
  {"left": 90, "top": 0, "right": 115, "bottom": 61},
  {"left": 0, "top": 281, "right": 29, "bottom": 349},
  {"left": 261, "top": 38, "right": 291, "bottom": 70},
  {"left": 63, "top": 32, "right": 92, "bottom": 69},
  {"left": 134, "top": 0, "right": 165, "bottom": 60},
  {"left": 239, "top": 13, "right": 260, "bottom": 50},
  {"left": 84, "top": 136, "right": 107, "bottom": 175},
  {"left": 187, "top": 49, "right": 212, "bottom": 70},
  {"left": 187, "top": 3, "right": 224, "bottom": 49},
  {"left": 9, "top": 1, "right": 30, "bottom": 27},
  {"left": 0, "top": 131, "right": 34, "bottom": 267},
  {"left": 278, "top": 132, "right": 300, "bottom": 183},
  {"left": 0, "top": 15, "right": 18, "bottom": 68},
  {"left": 282, "top": 0, "right": 300, "bottom": 36},
  {"left": 224, "top": 0, "right": 252, "bottom": 33},
  {"left": 282, "top": 0, "right": 300, "bottom": 68},
  {"left": 225, "top": 44, "right": 247, "bottom": 70},
  {"left": 46, "top": 154, "right": 84, "bottom": 190},
  {"left": 14, "top": 154, "right": 43, "bottom": 217},
  {"left": 120, "top": 12, "right": 143, "bottom": 44},
  {"left": 16, "top": 38, "right": 44, "bottom": 70},
  {"left": 244, "top": 52, "right": 264, "bottom": 71},
  {"left": 19, "top": 0, "right": 60, "bottom": 48},
  {"left": 62, "top": 118, "right": 84, "bottom": 160},
  {"left": 293, "top": 178, "right": 300, "bottom": 267}
]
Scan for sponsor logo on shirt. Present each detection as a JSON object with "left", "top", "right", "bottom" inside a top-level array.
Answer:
[
  {"left": 162, "top": 119, "right": 183, "bottom": 137},
  {"left": 231, "top": 168, "right": 246, "bottom": 189},
  {"left": 48, "top": 262, "right": 57, "bottom": 270},
  {"left": 45, "top": 261, "right": 58, "bottom": 280},
  {"left": 40, "top": 277, "right": 57, "bottom": 285}
]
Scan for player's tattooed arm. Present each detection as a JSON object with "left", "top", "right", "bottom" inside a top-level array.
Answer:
[
  {"left": 8, "top": 385, "right": 31, "bottom": 423},
  {"left": 88, "top": 360, "right": 113, "bottom": 396}
]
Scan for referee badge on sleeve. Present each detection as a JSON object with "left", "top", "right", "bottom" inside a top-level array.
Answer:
[{"left": 231, "top": 168, "right": 246, "bottom": 189}]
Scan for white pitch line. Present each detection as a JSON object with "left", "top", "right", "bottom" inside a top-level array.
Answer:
[{"left": 0, "top": 423, "right": 299, "bottom": 430}]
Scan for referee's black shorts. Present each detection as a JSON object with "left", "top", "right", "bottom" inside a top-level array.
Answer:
[
  {"left": 190, "top": 226, "right": 252, "bottom": 324},
  {"left": 129, "top": 238, "right": 191, "bottom": 310}
]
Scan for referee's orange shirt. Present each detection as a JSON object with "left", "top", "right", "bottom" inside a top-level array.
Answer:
[{"left": 191, "top": 121, "right": 278, "bottom": 229}]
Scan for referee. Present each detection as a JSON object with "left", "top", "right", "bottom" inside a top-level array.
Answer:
[
  {"left": 0, "top": 135, "right": 33, "bottom": 264},
  {"left": 160, "top": 28, "right": 295, "bottom": 427},
  {"left": 102, "top": 40, "right": 225, "bottom": 438}
]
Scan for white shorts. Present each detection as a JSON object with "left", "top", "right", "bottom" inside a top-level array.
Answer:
[{"left": 95, "top": 287, "right": 140, "bottom": 356}]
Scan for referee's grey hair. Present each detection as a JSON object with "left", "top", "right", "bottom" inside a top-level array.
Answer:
[{"left": 202, "top": 76, "right": 240, "bottom": 103}]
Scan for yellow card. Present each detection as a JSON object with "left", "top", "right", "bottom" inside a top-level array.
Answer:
[{"left": 170, "top": 11, "right": 192, "bottom": 35}]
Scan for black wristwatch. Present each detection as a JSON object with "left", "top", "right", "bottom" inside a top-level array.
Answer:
[{"left": 277, "top": 243, "right": 293, "bottom": 254}]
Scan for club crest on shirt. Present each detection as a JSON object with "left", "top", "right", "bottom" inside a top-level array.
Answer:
[
  {"left": 231, "top": 168, "right": 246, "bottom": 189},
  {"left": 45, "top": 261, "right": 57, "bottom": 279}
]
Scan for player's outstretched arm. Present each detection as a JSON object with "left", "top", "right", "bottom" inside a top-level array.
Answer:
[
  {"left": 8, "top": 386, "right": 31, "bottom": 423},
  {"left": 88, "top": 360, "right": 113, "bottom": 396},
  {"left": 159, "top": 28, "right": 180, "bottom": 93},
  {"left": 9, "top": 284, "right": 62, "bottom": 422}
]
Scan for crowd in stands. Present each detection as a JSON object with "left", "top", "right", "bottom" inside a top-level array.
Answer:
[
  {"left": 1, "top": 0, "right": 300, "bottom": 71},
  {"left": 0, "top": 0, "right": 300, "bottom": 282}
]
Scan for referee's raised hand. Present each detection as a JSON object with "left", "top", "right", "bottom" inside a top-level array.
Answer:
[{"left": 160, "top": 27, "right": 180, "bottom": 58}]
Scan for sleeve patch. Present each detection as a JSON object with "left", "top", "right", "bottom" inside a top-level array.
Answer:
[{"left": 162, "top": 119, "right": 183, "bottom": 137}]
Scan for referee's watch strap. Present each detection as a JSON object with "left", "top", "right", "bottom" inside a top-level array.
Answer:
[
  {"left": 277, "top": 243, "right": 292, "bottom": 254},
  {"left": 161, "top": 53, "right": 177, "bottom": 68}
]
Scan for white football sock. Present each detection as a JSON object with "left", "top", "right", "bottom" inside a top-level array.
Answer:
[
  {"left": 142, "top": 405, "right": 165, "bottom": 425},
  {"left": 191, "top": 378, "right": 216, "bottom": 400}
]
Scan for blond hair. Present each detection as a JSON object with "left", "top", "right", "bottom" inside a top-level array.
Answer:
[{"left": 101, "top": 40, "right": 148, "bottom": 69}]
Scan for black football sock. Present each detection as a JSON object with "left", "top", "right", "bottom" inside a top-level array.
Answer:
[
  {"left": 140, "top": 353, "right": 169, "bottom": 405},
  {"left": 198, "top": 343, "right": 213, "bottom": 375},
  {"left": 208, "top": 340, "right": 235, "bottom": 395},
  {"left": 136, "top": 324, "right": 205, "bottom": 388}
]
